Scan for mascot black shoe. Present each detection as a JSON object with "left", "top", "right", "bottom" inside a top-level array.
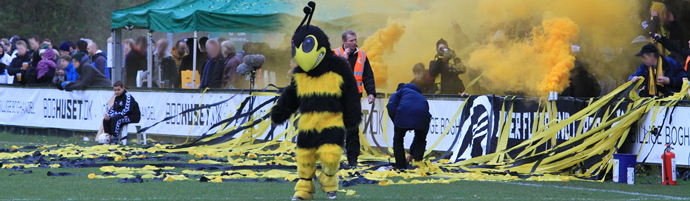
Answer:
[{"left": 270, "top": 2, "right": 362, "bottom": 200}]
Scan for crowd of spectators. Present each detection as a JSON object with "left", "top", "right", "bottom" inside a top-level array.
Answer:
[
  {"left": 409, "top": 1, "right": 690, "bottom": 98},
  {"left": 2, "top": 2, "right": 688, "bottom": 98},
  {"left": 0, "top": 35, "right": 113, "bottom": 90},
  {"left": 0, "top": 35, "right": 249, "bottom": 91}
]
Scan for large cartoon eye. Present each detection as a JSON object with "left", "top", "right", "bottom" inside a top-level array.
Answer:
[
  {"left": 302, "top": 36, "right": 316, "bottom": 53},
  {"left": 291, "top": 43, "right": 296, "bottom": 57}
]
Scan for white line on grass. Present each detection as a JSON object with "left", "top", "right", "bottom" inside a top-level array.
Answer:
[
  {"left": 495, "top": 181, "right": 690, "bottom": 200},
  {"left": 0, "top": 141, "right": 43, "bottom": 145}
]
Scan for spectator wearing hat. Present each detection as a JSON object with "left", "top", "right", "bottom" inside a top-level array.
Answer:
[
  {"left": 643, "top": 2, "right": 684, "bottom": 59},
  {"left": 8, "top": 36, "right": 20, "bottom": 57},
  {"left": 63, "top": 52, "right": 110, "bottom": 91},
  {"left": 36, "top": 48, "right": 56, "bottom": 84},
  {"left": 629, "top": 44, "right": 687, "bottom": 97},
  {"left": 59, "top": 41, "right": 72, "bottom": 56}
]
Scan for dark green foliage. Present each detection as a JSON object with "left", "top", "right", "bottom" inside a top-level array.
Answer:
[{"left": 0, "top": 0, "right": 149, "bottom": 47}]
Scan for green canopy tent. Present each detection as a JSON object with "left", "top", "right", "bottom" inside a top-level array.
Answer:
[
  {"left": 110, "top": 0, "right": 198, "bottom": 87},
  {"left": 111, "top": 0, "right": 419, "bottom": 88},
  {"left": 145, "top": 0, "right": 420, "bottom": 33},
  {"left": 111, "top": 0, "right": 196, "bottom": 30}
]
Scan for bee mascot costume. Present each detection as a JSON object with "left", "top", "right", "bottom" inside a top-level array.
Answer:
[{"left": 271, "top": 2, "right": 362, "bottom": 200}]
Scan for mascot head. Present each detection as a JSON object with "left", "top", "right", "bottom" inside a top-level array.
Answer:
[{"left": 292, "top": 2, "right": 331, "bottom": 72}]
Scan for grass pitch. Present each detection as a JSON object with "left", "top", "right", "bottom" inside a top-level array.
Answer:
[{"left": 0, "top": 132, "right": 688, "bottom": 200}]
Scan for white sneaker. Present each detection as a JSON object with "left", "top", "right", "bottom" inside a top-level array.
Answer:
[
  {"left": 291, "top": 196, "right": 303, "bottom": 201},
  {"left": 376, "top": 165, "right": 392, "bottom": 172},
  {"left": 327, "top": 191, "right": 337, "bottom": 199}
]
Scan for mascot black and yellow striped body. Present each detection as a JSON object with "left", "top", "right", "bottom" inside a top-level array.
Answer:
[{"left": 271, "top": 23, "right": 361, "bottom": 200}]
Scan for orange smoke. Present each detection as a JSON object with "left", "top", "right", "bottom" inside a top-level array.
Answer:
[
  {"left": 360, "top": 23, "right": 406, "bottom": 88},
  {"left": 536, "top": 18, "right": 580, "bottom": 95},
  {"left": 467, "top": 17, "right": 579, "bottom": 96},
  {"left": 342, "top": 0, "right": 640, "bottom": 95}
]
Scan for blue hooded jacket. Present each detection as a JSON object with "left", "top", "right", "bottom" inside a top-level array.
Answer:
[
  {"left": 629, "top": 56, "right": 687, "bottom": 94},
  {"left": 65, "top": 62, "right": 79, "bottom": 82},
  {"left": 387, "top": 83, "right": 432, "bottom": 130}
]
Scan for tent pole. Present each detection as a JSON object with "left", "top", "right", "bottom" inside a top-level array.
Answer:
[
  {"left": 111, "top": 29, "right": 122, "bottom": 85},
  {"left": 193, "top": 31, "right": 197, "bottom": 89},
  {"left": 109, "top": 30, "right": 114, "bottom": 86},
  {"left": 167, "top": 33, "right": 173, "bottom": 55},
  {"left": 147, "top": 29, "right": 153, "bottom": 88}
]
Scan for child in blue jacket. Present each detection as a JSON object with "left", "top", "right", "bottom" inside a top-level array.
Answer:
[{"left": 387, "top": 83, "right": 432, "bottom": 169}]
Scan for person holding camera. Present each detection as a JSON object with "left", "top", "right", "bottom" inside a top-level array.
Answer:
[
  {"left": 642, "top": 2, "right": 684, "bottom": 59},
  {"left": 651, "top": 32, "right": 690, "bottom": 74},
  {"left": 429, "top": 38, "right": 466, "bottom": 95}
]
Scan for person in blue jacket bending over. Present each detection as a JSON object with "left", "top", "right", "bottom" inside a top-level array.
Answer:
[{"left": 387, "top": 83, "right": 432, "bottom": 170}]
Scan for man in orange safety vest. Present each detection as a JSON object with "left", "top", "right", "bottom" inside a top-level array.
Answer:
[{"left": 333, "top": 30, "right": 376, "bottom": 168}]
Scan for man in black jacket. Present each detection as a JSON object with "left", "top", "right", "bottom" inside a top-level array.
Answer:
[
  {"left": 180, "top": 38, "right": 208, "bottom": 83},
  {"left": 7, "top": 41, "right": 32, "bottom": 84},
  {"left": 28, "top": 35, "right": 42, "bottom": 68},
  {"left": 63, "top": 52, "right": 111, "bottom": 91},
  {"left": 333, "top": 30, "right": 377, "bottom": 167},
  {"left": 429, "top": 38, "right": 466, "bottom": 94},
  {"left": 88, "top": 42, "right": 108, "bottom": 77},
  {"left": 104, "top": 81, "right": 141, "bottom": 144},
  {"left": 652, "top": 32, "right": 690, "bottom": 74},
  {"left": 124, "top": 37, "right": 147, "bottom": 87},
  {"left": 199, "top": 39, "right": 224, "bottom": 89}
]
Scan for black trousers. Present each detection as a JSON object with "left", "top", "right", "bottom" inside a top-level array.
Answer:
[
  {"left": 103, "top": 115, "right": 133, "bottom": 141},
  {"left": 345, "top": 128, "right": 360, "bottom": 165},
  {"left": 393, "top": 126, "right": 428, "bottom": 169}
]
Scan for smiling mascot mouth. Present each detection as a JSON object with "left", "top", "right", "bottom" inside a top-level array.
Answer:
[
  {"left": 293, "top": 34, "right": 327, "bottom": 72},
  {"left": 313, "top": 52, "right": 323, "bottom": 68}
]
